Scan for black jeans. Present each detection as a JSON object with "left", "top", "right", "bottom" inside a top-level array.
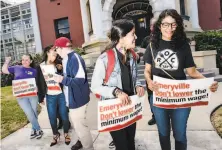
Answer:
[{"left": 110, "top": 123, "right": 136, "bottom": 150}]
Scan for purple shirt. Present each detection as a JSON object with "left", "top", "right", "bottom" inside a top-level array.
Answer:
[{"left": 8, "top": 65, "right": 37, "bottom": 80}]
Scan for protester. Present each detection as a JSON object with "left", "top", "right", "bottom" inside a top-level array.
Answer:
[
  {"left": 144, "top": 9, "right": 219, "bottom": 150},
  {"left": 53, "top": 37, "right": 94, "bottom": 150},
  {"left": 141, "top": 17, "right": 157, "bottom": 126},
  {"left": 36, "top": 46, "right": 71, "bottom": 147},
  {"left": 91, "top": 19, "right": 145, "bottom": 150},
  {"left": 2, "top": 54, "right": 43, "bottom": 139}
]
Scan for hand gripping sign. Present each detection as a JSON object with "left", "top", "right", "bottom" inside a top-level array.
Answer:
[
  {"left": 153, "top": 75, "right": 214, "bottom": 109},
  {"left": 98, "top": 95, "right": 145, "bottom": 132},
  {"left": 12, "top": 78, "right": 37, "bottom": 98}
]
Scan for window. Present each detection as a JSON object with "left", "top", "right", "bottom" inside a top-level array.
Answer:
[
  {"left": 22, "top": 10, "right": 26, "bottom": 14},
  {"left": 180, "top": 0, "right": 186, "bottom": 15},
  {"left": 54, "top": 17, "right": 71, "bottom": 39},
  {"left": 86, "top": 1, "right": 93, "bottom": 35},
  {"left": 23, "top": 19, "right": 32, "bottom": 29},
  {"left": 220, "top": 0, "right": 222, "bottom": 20},
  {"left": 180, "top": 0, "right": 190, "bottom": 20}
]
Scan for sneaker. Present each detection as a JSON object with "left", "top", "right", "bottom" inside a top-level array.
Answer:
[
  {"left": 109, "top": 141, "right": 115, "bottom": 149},
  {"left": 30, "top": 130, "right": 37, "bottom": 139},
  {"left": 71, "top": 140, "right": 83, "bottom": 150},
  {"left": 148, "top": 117, "right": 156, "bottom": 125},
  {"left": 36, "top": 130, "right": 44, "bottom": 139}
]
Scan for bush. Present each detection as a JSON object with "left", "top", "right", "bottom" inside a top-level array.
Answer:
[
  {"left": 194, "top": 30, "right": 222, "bottom": 74},
  {"left": 74, "top": 47, "right": 85, "bottom": 55}
]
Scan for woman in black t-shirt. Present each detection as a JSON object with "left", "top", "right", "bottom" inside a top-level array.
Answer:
[{"left": 144, "top": 9, "right": 218, "bottom": 150}]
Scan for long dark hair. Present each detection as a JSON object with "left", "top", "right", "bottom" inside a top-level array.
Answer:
[
  {"left": 42, "top": 45, "right": 62, "bottom": 65},
  {"left": 42, "top": 45, "right": 53, "bottom": 62},
  {"left": 103, "top": 19, "right": 135, "bottom": 53},
  {"left": 150, "top": 9, "right": 187, "bottom": 50}
]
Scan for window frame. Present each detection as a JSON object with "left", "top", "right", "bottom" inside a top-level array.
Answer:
[{"left": 54, "top": 17, "right": 71, "bottom": 39}]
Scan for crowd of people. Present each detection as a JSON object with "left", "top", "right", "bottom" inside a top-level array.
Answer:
[{"left": 2, "top": 9, "right": 219, "bottom": 150}]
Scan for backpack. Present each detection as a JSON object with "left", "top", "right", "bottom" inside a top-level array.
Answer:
[{"left": 95, "top": 48, "right": 137, "bottom": 99}]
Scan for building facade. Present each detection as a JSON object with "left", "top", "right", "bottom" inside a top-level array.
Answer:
[
  {"left": 80, "top": 0, "right": 202, "bottom": 67},
  {"left": 198, "top": 0, "right": 222, "bottom": 30},
  {"left": 0, "top": 0, "right": 42, "bottom": 62},
  {"left": 35, "top": 0, "right": 84, "bottom": 49}
]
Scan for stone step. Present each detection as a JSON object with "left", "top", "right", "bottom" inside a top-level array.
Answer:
[
  {"left": 88, "top": 71, "right": 215, "bottom": 82},
  {"left": 87, "top": 65, "right": 205, "bottom": 76}
]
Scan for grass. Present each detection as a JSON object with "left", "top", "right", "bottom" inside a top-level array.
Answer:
[
  {"left": 1, "top": 86, "right": 41, "bottom": 139},
  {"left": 211, "top": 106, "right": 222, "bottom": 138}
]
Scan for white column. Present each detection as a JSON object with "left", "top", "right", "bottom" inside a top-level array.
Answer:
[
  {"left": 190, "top": 0, "right": 201, "bottom": 29},
  {"left": 80, "top": 0, "right": 90, "bottom": 42},
  {"left": 102, "top": 0, "right": 116, "bottom": 36},
  {"left": 30, "top": 0, "right": 42, "bottom": 53},
  {"left": 89, "top": 0, "right": 104, "bottom": 39},
  {"left": 150, "top": 0, "right": 176, "bottom": 18}
]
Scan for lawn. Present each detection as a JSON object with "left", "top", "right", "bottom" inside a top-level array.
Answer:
[
  {"left": 211, "top": 106, "right": 222, "bottom": 138},
  {"left": 1, "top": 86, "right": 41, "bottom": 139}
]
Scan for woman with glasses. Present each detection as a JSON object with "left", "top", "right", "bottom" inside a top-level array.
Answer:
[
  {"left": 144, "top": 9, "right": 218, "bottom": 150},
  {"left": 36, "top": 46, "right": 71, "bottom": 147}
]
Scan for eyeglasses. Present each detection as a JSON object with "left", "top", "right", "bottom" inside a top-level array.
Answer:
[{"left": 161, "top": 22, "right": 177, "bottom": 29}]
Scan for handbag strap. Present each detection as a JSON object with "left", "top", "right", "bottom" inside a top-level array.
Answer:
[{"left": 149, "top": 43, "right": 175, "bottom": 80}]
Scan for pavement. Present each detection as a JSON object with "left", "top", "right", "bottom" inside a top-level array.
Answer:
[{"left": 1, "top": 83, "right": 222, "bottom": 150}]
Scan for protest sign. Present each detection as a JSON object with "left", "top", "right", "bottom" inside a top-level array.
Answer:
[
  {"left": 98, "top": 95, "right": 145, "bottom": 132},
  {"left": 153, "top": 75, "right": 214, "bottom": 109},
  {"left": 12, "top": 78, "right": 37, "bottom": 97},
  {"left": 40, "top": 65, "right": 61, "bottom": 92}
]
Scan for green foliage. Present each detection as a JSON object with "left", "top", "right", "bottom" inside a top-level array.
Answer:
[
  {"left": 73, "top": 47, "right": 85, "bottom": 55},
  {"left": 0, "top": 86, "right": 41, "bottom": 139},
  {"left": 194, "top": 30, "right": 222, "bottom": 52},
  {"left": 32, "top": 53, "right": 43, "bottom": 65},
  {"left": 194, "top": 30, "right": 222, "bottom": 70}
]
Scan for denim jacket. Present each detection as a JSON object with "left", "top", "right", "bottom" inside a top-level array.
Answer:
[{"left": 91, "top": 48, "right": 142, "bottom": 100}]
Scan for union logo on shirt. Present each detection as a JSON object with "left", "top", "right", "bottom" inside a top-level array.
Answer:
[
  {"left": 26, "top": 71, "right": 33, "bottom": 75},
  {"left": 154, "top": 49, "right": 179, "bottom": 70}
]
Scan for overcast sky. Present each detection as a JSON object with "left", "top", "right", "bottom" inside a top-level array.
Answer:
[{"left": 5, "top": 0, "right": 29, "bottom": 4}]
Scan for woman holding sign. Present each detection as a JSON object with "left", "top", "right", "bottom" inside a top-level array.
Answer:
[
  {"left": 2, "top": 55, "right": 43, "bottom": 139},
  {"left": 91, "top": 19, "right": 145, "bottom": 150},
  {"left": 144, "top": 9, "right": 218, "bottom": 150},
  {"left": 36, "top": 46, "right": 71, "bottom": 147}
]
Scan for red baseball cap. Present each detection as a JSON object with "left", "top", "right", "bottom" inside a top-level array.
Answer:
[{"left": 54, "top": 37, "right": 71, "bottom": 48}]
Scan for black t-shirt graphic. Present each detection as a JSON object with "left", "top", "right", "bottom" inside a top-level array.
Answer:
[{"left": 145, "top": 39, "right": 195, "bottom": 80}]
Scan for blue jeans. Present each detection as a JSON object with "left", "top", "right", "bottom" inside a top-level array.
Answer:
[
  {"left": 46, "top": 93, "right": 69, "bottom": 135},
  {"left": 150, "top": 94, "right": 191, "bottom": 150},
  {"left": 17, "top": 96, "right": 41, "bottom": 131}
]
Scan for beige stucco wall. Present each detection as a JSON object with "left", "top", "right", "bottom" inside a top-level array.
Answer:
[{"left": 192, "top": 50, "right": 217, "bottom": 69}]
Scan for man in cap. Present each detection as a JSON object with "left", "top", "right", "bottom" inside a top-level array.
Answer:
[{"left": 53, "top": 37, "right": 94, "bottom": 150}]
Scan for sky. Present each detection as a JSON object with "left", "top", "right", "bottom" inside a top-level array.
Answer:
[{"left": 4, "top": 0, "right": 29, "bottom": 4}]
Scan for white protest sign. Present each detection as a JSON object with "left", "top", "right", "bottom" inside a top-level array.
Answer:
[
  {"left": 40, "top": 65, "right": 61, "bottom": 92},
  {"left": 98, "top": 95, "right": 145, "bottom": 132},
  {"left": 12, "top": 78, "right": 37, "bottom": 98},
  {"left": 153, "top": 75, "right": 214, "bottom": 109}
]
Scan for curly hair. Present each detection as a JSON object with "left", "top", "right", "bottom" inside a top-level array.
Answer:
[{"left": 150, "top": 9, "right": 188, "bottom": 50}]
